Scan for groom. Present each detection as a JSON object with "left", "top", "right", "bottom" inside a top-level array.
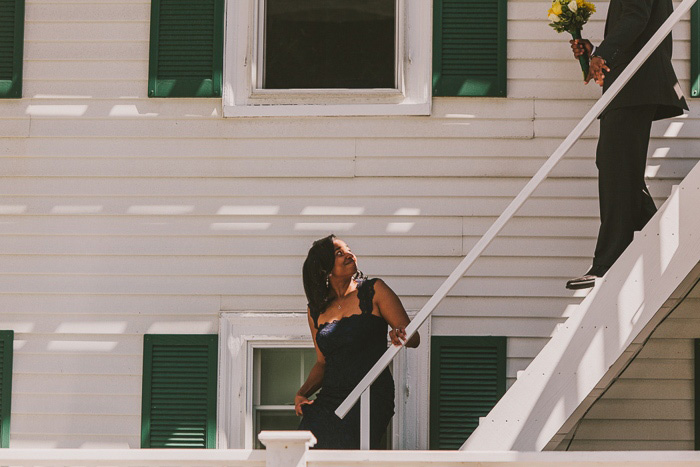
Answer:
[{"left": 565, "top": 0, "right": 688, "bottom": 290}]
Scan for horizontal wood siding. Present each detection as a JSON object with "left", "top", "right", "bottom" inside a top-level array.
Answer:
[
  {"left": 0, "top": 0, "right": 697, "bottom": 448},
  {"left": 556, "top": 281, "right": 700, "bottom": 451}
]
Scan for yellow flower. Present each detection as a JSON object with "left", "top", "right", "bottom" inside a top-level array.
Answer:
[
  {"left": 551, "top": 1, "right": 562, "bottom": 15},
  {"left": 583, "top": 1, "right": 596, "bottom": 12}
]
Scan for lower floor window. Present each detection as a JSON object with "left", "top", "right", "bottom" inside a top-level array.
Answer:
[
  {"left": 253, "top": 347, "right": 317, "bottom": 448},
  {"left": 219, "top": 312, "right": 427, "bottom": 449}
]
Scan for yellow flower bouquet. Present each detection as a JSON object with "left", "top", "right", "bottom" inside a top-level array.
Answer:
[{"left": 547, "top": 0, "right": 596, "bottom": 77}]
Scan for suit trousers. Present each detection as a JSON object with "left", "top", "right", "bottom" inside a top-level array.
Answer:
[{"left": 591, "top": 105, "right": 658, "bottom": 274}]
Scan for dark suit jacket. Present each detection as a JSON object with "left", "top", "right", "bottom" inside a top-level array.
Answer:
[{"left": 595, "top": 0, "right": 688, "bottom": 120}]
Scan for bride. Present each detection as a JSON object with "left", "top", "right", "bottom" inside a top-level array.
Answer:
[{"left": 295, "top": 234, "right": 419, "bottom": 449}]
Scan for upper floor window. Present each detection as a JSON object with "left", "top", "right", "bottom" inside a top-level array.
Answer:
[
  {"left": 148, "top": 0, "right": 510, "bottom": 106},
  {"left": 224, "top": 0, "right": 432, "bottom": 116},
  {"left": 262, "top": 0, "right": 396, "bottom": 90}
]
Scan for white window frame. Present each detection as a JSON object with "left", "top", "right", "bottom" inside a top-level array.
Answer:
[
  {"left": 217, "top": 311, "right": 431, "bottom": 449},
  {"left": 223, "top": 0, "right": 432, "bottom": 117}
]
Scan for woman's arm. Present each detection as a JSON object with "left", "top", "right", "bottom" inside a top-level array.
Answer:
[
  {"left": 374, "top": 279, "right": 420, "bottom": 348},
  {"left": 295, "top": 309, "right": 326, "bottom": 416}
]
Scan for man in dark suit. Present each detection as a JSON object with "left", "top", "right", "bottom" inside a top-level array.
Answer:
[{"left": 565, "top": 0, "right": 688, "bottom": 290}]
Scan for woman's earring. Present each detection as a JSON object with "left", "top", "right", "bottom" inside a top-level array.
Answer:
[{"left": 325, "top": 275, "right": 330, "bottom": 288}]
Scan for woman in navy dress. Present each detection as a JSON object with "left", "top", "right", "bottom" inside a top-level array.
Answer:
[{"left": 295, "top": 234, "right": 420, "bottom": 449}]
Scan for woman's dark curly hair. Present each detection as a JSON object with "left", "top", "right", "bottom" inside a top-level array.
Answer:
[{"left": 303, "top": 234, "right": 336, "bottom": 328}]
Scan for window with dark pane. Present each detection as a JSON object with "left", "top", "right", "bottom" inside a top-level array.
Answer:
[
  {"left": 141, "top": 335, "right": 217, "bottom": 448},
  {"left": 0, "top": 331, "right": 13, "bottom": 448},
  {"left": 429, "top": 336, "right": 506, "bottom": 450},
  {"left": 0, "top": 0, "right": 24, "bottom": 98},
  {"left": 263, "top": 0, "right": 396, "bottom": 89}
]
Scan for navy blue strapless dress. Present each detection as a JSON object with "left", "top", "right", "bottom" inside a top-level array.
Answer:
[{"left": 298, "top": 278, "right": 395, "bottom": 449}]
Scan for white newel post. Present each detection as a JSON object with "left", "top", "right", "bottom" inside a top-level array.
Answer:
[{"left": 258, "top": 431, "right": 317, "bottom": 467}]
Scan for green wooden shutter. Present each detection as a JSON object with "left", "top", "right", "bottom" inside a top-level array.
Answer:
[
  {"left": 430, "top": 336, "right": 506, "bottom": 450},
  {"left": 0, "top": 331, "right": 14, "bottom": 448},
  {"left": 148, "top": 0, "right": 224, "bottom": 97},
  {"left": 692, "top": 0, "right": 699, "bottom": 98},
  {"left": 433, "top": 0, "right": 507, "bottom": 97},
  {"left": 141, "top": 334, "right": 218, "bottom": 448},
  {"left": 0, "top": 0, "right": 24, "bottom": 98}
]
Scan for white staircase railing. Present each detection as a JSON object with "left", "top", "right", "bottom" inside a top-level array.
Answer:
[{"left": 335, "top": 0, "right": 697, "bottom": 449}]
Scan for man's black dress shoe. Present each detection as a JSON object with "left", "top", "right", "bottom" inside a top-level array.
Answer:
[{"left": 565, "top": 274, "right": 597, "bottom": 290}]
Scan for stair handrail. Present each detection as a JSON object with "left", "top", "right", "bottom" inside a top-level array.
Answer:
[{"left": 335, "top": 0, "right": 695, "bottom": 449}]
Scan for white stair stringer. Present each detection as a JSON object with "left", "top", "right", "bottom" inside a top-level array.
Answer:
[{"left": 461, "top": 160, "right": 700, "bottom": 452}]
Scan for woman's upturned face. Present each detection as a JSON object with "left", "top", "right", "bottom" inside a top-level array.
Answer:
[{"left": 330, "top": 238, "right": 357, "bottom": 278}]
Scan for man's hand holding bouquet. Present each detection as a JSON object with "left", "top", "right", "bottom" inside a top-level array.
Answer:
[{"left": 547, "top": 0, "right": 596, "bottom": 79}]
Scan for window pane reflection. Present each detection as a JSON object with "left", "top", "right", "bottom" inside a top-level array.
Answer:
[{"left": 263, "top": 0, "right": 396, "bottom": 89}]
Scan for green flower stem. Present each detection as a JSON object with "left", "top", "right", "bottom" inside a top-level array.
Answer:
[{"left": 570, "top": 30, "right": 590, "bottom": 80}]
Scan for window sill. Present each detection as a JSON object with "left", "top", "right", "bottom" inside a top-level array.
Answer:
[{"left": 222, "top": 101, "right": 431, "bottom": 117}]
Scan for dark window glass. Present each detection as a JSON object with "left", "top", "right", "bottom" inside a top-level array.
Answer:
[{"left": 263, "top": 0, "right": 396, "bottom": 89}]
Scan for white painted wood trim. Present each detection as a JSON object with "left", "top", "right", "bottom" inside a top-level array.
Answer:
[
  {"left": 462, "top": 159, "right": 700, "bottom": 451},
  {"left": 0, "top": 450, "right": 266, "bottom": 466},
  {"left": 4, "top": 448, "right": 700, "bottom": 466},
  {"left": 217, "top": 312, "right": 427, "bottom": 450},
  {"left": 222, "top": 102, "right": 431, "bottom": 117},
  {"left": 218, "top": 312, "right": 311, "bottom": 449},
  {"left": 222, "top": 0, "right": 432, "bottom": 117},
  {"left": 392, "top": 314, "right": 431, "bottom": 450},
  {"left": 307, "top": 451, "right": 700, "bottom": 465}
]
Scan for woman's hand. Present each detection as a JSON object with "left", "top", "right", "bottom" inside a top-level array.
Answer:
[
  {"left": 295, "top": 393, "right": 313, "bottom": 416},
  {"left": 389, "top": 326, "right": 408, "bottom": 346}
]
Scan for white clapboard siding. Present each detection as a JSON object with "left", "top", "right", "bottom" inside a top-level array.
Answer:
[
  {"left": 14, "top": 334, "right": 144, "bottom": 354},
  {"left": 12, "top": 373, "right": 143, "bottom": 396},
  {"left": 1, "top": 135, "right": 695, "bottom": 160},
  {"left": 558, "top": 280, "right": 700, "bottom": 450},
  {"left": 11, "top": 414, "right": 139, "bottom": 437},
  {"left": 0, "top": 275, "right": 585, "bottom": 297},
  {"left": 510, "top": 78, "right": 692, "bottom": 99},
  {"left": 3, "top": 153, "right": 693, "bottom": 178},
  {"left": 3, "top": 314, "right": 218, "bottom": 335},
  {"left": 1, "top": 294, "right": 220, "bottom": 315},
  {"left": 0, "top": 177, "right": 687, "bottom": 198},
  {"left": 0, "top": 254, "right": 595, "bottom": 277},
  {"left": 220, "top": 295, "right": 582, "bottom": 318},
  {"left": 13, "top": 394, "right": 141, "bottom": 416},
  {"left": 8, "top": 435, "right": 139, "bottom": 449},
  {"left": 0, "top": 195, "right": 675, "bottom": 218},
  {"left": 1, "top": 0, "right": 698, "bottom": 448}
]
